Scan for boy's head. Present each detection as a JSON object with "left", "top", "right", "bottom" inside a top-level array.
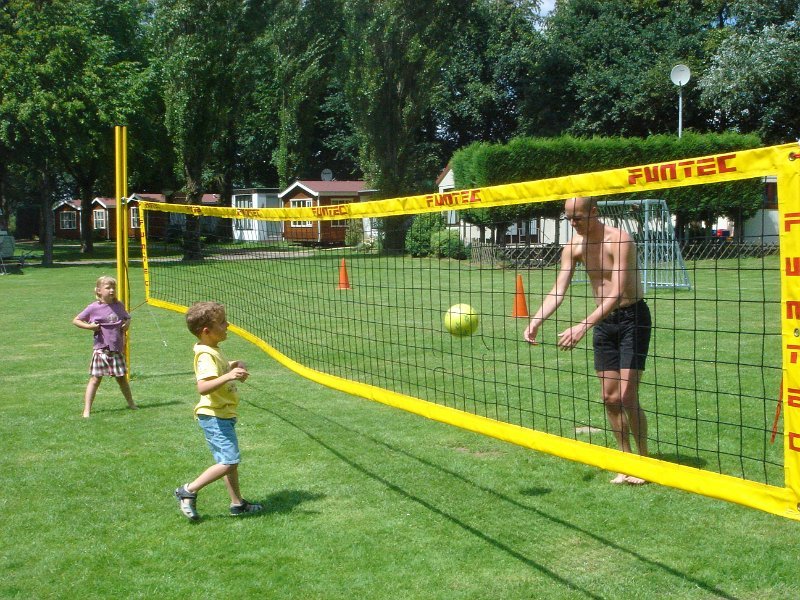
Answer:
[
  {"left": 95, "top": 276, "right": 118, "bottom": 301},
  {"left": 186, "top": 301, "right": 226, "bottom": 338}
]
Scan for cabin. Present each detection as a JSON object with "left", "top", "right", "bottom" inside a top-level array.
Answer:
[
  {"left": 279, "top": 180, "right": 372, "bottom": 245},
  {"left": 52, "top": 193, "right": 223, "bottom": 241},
  {"left": 53, "top": 197, "right": 138, "bottom": 241}
]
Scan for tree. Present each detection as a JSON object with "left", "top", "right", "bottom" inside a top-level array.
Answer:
[
  {"left": 698, "top": 1, "right": 800, "bottom": 142},
  {"left": 435, "top": 0, "right": 544, "bottom": 156},
  {"left": 526, "top": 0, "right": 717, "bottom": 137},
  {"left": 152, "top": 0, "right": 271, "bottom": 258},
  {"left": 339, "top": 0, "right": 467, "bottom": 251},
  {"left": 0, "top": 0, "right": 148, "bottom": 257}
]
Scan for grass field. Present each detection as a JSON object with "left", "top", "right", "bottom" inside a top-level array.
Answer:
[{"left": 2, "top": 261, "right": 798, "bottom": 599}]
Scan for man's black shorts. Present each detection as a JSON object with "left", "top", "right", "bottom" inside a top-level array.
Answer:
[{"left": 592, "top": 299, "right": 652, "bottom": 371}]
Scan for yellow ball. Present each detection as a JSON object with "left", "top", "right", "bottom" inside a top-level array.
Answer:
[{"left": 444, "top": 304, "right": 479, "bottom": 337}]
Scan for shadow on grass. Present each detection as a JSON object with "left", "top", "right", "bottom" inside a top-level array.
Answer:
[
  {"left": 130, "top": 371, "right": 195, "bottom": 381},
  {"left": 518, "top": 487, "right": 552, "bottom": 497},
  {"left": 90, "top": 400, "right": 184, "bottom": 415},
  {"left": 653, "top": 453, "right": 707, "bottom": 469},
  {"left": 197, "top": 489, "right": 324, "bottom": 522},
  {"left": 244, "top": 395, "right": 737, "bottom": 600}
]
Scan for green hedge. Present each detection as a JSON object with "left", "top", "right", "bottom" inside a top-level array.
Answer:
[
  {"left": 450, "top": 133, "right": 764, "bottom": 238},
  {"left": 405, "top": 212, "right": 446, "bottom": 257},
  {"left": 430, "top": 229, "right": 467, "bottom": 260}
]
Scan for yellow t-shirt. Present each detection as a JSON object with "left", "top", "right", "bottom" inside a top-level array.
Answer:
[{"left": 193, "top": 343, "right": 239, "bottom": 419}]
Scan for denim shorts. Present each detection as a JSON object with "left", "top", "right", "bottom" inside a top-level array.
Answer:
[{"left": 197, "top": 415, "right": 240, "bottom": 465}]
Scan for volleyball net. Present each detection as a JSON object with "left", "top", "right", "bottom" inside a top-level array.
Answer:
[{"left": 138, "top": 143, "right": 800, "bottom": 520}]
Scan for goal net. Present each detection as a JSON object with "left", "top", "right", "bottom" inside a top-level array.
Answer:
[
  {"left": 137, "top": 143, "right": 800, "bottom": 520},
  {"left": 574, "top": 199, "right": 691, "bottom": 292}
]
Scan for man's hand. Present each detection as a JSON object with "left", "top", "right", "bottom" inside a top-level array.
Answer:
[
  {"left": 557, "top": 323, "right": 588, "bottom": 350},
  {"left": 523, "top": 322, "right": 539, "bottom": 345}
]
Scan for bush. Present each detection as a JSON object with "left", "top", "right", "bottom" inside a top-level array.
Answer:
[
  {"left": 405, "top": 213, "right": 445, "bottom": 257},
  {"left": 430, "top": 229, "right": 466, "bottom": 260},
  {"left": 344, "top": 219, "right": 364, "bottom": 246}
]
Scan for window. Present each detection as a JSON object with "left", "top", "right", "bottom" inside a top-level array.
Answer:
[
  {"left": 93, "top": 209, "right": 106, "bottom": 230},
  {"left": 291, "top": 199, "right": 312, "bottom": 227},
  {"left": 234, "top": 195, "right": 253, "bottom": 231},
  {"left": 130, "top": 206, "right": 140, "bottom": 229},
  {"left": 60, "top": 211, "right": 77, "bottom": 230},
  {"left": 330, "top": 199, "right": 352, "bottom": 228}
]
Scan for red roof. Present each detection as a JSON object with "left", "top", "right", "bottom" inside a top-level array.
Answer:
[{"left": 294, "top": 180, "right": 366, "bottom": 193}]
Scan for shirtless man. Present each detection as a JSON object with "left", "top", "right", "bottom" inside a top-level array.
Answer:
[{"left": 523, "top": 197, "right": 652, "bottom": 485}]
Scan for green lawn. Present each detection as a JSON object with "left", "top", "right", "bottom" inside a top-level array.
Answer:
[{"left": 1, "top": 262, "right": 797, "bottom": 599}]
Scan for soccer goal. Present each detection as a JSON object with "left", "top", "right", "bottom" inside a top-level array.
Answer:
[
  {"left": 136, "top": 143, "right": 800, "bottom": 520},
  {"left": 586, "top": 199, "right": 691, "bottom": 292}
]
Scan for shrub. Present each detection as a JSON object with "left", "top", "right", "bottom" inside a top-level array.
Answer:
[
  {"left": 344, "top": 219, "right": 363, "bottom": 246},
  {"left": 430, "top": 229, "right": 466, "bottom": 260},
  {"left": 405, "top": 213, "right": 445, "bottom": 257}
]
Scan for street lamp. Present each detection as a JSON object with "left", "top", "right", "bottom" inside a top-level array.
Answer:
[{"left": 670, "top": 64, "right": 691, "bottom": 138}]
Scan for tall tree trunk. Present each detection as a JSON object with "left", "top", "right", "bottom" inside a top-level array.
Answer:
[
  {"left": 38, "top": 172, "right": 54, "bottom": 267},
  {"left": 78, "top": 179, "right": 96, "bottom": 254},
  {"left": 182, "top": 167, "right": 203, "bottom": 261}
]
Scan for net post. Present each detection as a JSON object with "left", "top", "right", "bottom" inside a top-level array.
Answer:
[
  {"left": 114, "top": 126, "right": 131, "bottom": 376},
  {"left": 779, "top": 152, "right": 800, "bottom": 512}
]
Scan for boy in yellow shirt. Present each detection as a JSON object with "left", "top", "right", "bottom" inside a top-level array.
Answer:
[{"left": 174, "top": 301, "right": 263, "bottom": 520}]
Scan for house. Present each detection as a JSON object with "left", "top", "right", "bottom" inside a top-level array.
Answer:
[
  {"left": 53, "top": 193, "right": 223, "bottom": 241},
  {"left": 279, "top": 180, "right": 373, "bottom": 245},
  {"left": 232, "top": 188, "right": 281, "bottom": 242},
  {"left": 53, "top": 197, "right": 135, "bottom": 241}
]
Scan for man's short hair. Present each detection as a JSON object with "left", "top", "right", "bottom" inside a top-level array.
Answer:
[{"left": 186, "top": 301, "right": 226, "bottom": 337}]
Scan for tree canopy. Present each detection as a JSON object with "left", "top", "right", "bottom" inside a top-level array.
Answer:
[{"left": 0, "top": 0, "right": 797, "bottom": 256}]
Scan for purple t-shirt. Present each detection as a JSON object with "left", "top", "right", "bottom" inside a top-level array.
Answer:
[{"left": 77, "top": 301, "right": 130, "bottom": 352}]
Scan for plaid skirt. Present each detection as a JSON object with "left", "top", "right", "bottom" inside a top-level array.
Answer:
[{"left": 90, "top": 349, "right": 127, "bottom": 377}]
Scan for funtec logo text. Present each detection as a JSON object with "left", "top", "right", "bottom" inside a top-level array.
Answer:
[
  {"left": 627, "top": 154, "right": 736, "bottom": 185},
  {"left": 425, "top": 189, "right": 483, "bottom": 207}
]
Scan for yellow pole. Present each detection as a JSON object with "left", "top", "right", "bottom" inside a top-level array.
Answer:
[{"left": 114, "top": 126, "right": 131, "bottom": 376}]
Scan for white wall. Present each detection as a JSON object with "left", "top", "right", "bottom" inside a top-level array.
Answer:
[{"left": 232, "top": 191, "right": 281, "bottom": 242}]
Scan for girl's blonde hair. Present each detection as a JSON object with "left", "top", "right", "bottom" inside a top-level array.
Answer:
[{"left": 95, "top": 275, "right": 117, "bottom": 299}]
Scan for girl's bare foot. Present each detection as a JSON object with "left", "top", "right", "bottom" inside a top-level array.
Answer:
[{"left": 624, "top": 475, "right": 647, "bottom": 485}]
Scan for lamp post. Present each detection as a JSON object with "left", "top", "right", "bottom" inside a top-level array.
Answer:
[{"left": 670, "top": 64, "right": 691, "bottom": 138}]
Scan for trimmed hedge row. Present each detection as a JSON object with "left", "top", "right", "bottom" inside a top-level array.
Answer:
[{"left": 450, "top": 133, "right": 765, "bottom": 238}]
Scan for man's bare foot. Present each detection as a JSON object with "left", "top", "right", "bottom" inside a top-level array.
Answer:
[
  {"left": 624, "top": 475, "right": 647, "bottom": 485},
  {"left": 82, "top": 412, "right": 90, "bottom": 418},
  {"left": 127, "top": 404, "right": 138, "bottom": 410},
  {"left": 610, "top": 473, "right": 628, "bottom": 484}
]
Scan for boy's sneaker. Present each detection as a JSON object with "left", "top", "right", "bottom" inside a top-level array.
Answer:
[
  {"left": 230, "top": 500, "right": 263, "bottom": 516},
  {"left": 174, "top": 485, "right": 199, "bottom": 521}
]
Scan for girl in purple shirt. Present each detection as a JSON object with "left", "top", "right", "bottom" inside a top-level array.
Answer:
[{"left": 73, "top": 276, "right": 137, "bottom": 417}]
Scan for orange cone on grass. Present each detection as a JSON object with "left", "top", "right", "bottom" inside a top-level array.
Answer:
[
  {"left": 511, "top": 274, "right": 529, "bottom": 317},
  {"left": 337, "top": 258, "right": 351, "bottom": 290}
]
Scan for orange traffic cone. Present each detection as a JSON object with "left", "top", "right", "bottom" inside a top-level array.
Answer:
[
  {"left": 337, "top": 258, "right": 351, "bottom": 290},
  {"left": 511, "top": 274, "right": 529, "bottom": 318}
]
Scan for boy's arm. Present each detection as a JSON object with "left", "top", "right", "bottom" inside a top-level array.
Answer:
[{"left": 197, "top": 366, "right": 249, "bottom": 395}]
